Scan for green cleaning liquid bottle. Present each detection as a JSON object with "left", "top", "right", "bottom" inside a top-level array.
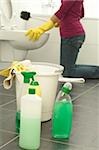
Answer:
[
  {"left": 16, "top": 71, "right": 36, "bottom": 133},
  {"left": 51, "top": 82, "right": 73, "bottom": 139},
  {"left": 19, "top": 88, "right": 42, "bottom": 150}
]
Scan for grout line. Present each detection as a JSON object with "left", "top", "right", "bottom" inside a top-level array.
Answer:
[
  {"left": 73, "top": 103, "right": 99, "bottom": 112},
  {"left": 73, "top": 104, "right": 96, "bottom": 112},
  {"left": 0, "top": 129, "right": 18, "bottom": 135},
  {"left": 0, "top": 92, "right": 15, "bottom": 97},
  {"left": 0, "top": 99, "right": 16, "bottom": 107},
  {"left": 0, "top": 136, "right": 19, "bottom": 149},
  {"left": 41, "top": 137, "right": 98, "bottom": 150},
  {"left": 41, "top": 137, "right": 84, "bottom": 149},
  {"left": 72, "top": 83, "right": 99, "bottom": 101},
  {"left": 0, "top": 107, "right": 16, "bottom": 113}
]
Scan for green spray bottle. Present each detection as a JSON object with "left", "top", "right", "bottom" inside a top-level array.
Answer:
[
  {"left": 51, "top": 82, "right": 73, "bottom": 139},
  {"left": 16, "top": 71, "right": 36, "bottom": 133}
]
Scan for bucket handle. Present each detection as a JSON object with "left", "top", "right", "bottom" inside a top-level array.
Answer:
[{"left": 59, "top": 76, "right": 85, "bottom": 83}]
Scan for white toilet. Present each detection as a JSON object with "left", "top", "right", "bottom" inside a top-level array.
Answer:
[
  {"left": 0, "top": 0, "right": 25, "bottom": 62},
  {"left": 0, "top": 0, "right": 49, "bottom": 64}
]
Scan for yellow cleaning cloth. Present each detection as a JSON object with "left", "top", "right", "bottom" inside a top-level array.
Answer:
[
  {"left": 0, "top": 61, "right": 27, "bottom": 77},
  {"left": 0, "top": 67, "right": 11, "bottom": 77},
  {"left": 0, "top": 61, "right": 28, "bottom": 89}
]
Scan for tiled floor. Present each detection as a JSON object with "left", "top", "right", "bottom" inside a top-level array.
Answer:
[{"left": 0, "top": 76, "right": 99, "bottom": 150}]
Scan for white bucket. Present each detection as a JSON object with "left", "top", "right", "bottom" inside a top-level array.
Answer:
[
  {"left": 15, "top": 62, "right": 85, "bottom": 122},
  {"left": 16, "top": 62, "right": 64, "bottom": 122}
]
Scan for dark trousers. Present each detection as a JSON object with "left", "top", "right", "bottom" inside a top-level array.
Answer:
[{"left": 60, "top": 35, "right": 99, "bottom": 79}]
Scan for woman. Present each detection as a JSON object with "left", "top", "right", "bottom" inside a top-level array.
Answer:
[{"left": 26, "top": 0, "right": 99, "bottom": 79}]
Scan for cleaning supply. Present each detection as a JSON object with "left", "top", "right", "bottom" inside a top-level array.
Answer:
[
  {"left": 51, "top": 82, "right": 73, "bottom": 139},
  {"left": 0, "top": 60, "right": 33, "bottom": 89},
  {"left": 0, "top": 61, "right": 28, "bottom": 89},
  {"left": 0, "top": 61, "right": 27, "bottom": 78},
  {"left": 19, "top": 88, "right": 42, "bottom": 150},
  {"left": 16, "top": 71, "right": 36, "bottom": 133},
  {"left": 21, "top": 71, "right": 36, "bottom": 83}
]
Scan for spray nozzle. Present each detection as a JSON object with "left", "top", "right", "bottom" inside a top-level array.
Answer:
[{"left": 21, "top": 71, "right": 36, "bottom": 83}]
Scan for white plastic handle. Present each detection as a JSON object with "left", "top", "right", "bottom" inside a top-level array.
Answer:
[{"left": 58, "top": 76, "right": 85, "bottom": 83}]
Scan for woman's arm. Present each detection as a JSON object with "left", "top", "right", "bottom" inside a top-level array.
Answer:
[{"left": 50, "top": 15, "right": 61, "bottom": 27}]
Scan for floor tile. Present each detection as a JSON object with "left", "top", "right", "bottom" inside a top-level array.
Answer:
[
  {"left": 1, "top": 101, "right": 16, "bottom": 111},
  {"left": 0, "top": 130, "right": 17, "bottom": 147},
  {"left": 0, "top": 86, "right": 16, "bottom": 96},
  {"left": 0, "top": 76, "right": 99, "bottom": 149},
  {"left": 0, "top": 108, "right": 16, "bottom": 133},
  {"left": 73, "top": 84, "right": 99, "bottom": 110},
  {"left": 1, "top": 138, "right": 84, "bottom": 150},
  {"left": 0, "top": 94, "right": 15, "bottom": 106}
]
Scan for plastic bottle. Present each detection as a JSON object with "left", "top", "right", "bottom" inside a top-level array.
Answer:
[
  {"left": 16, "top": 71, "right": 36, "bottom": 133},
  {"left": 51, "top": 82, "right": 73, "bottom": 139},
  {"left": 19, "top": 88, "right": 42, "bottom": 150}
]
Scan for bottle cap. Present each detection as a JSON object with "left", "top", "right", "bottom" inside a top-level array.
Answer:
[
  {"left": 61, "top": 82, "right": 72, "bottom": 94},
  {"left": 28, "top": 88, "right": 35, "bottom": 94}
]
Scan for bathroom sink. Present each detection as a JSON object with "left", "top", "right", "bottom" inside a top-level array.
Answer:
[{"left": 0, "top": 30, "right": 49, "bottom": 50}]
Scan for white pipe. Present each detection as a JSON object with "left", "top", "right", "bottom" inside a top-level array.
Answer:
[{"left": 59, "top": 76, "right": 85, "bottom": 83}]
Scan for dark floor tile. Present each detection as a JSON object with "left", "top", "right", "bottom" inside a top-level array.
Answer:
[
  {"left": 84, "top": 148, "right": 98, "bottom": 150},
  {"left": 0, "top": 94, "right": 15, "bottom": 106},
  {"left": 0, "top": 130, "right": 17, "bottom": 147},
  {"left": 68, "top": 123, "right": 96, "bottom": 147},
  {"left": 41, "top": 120, "right": 51, "bottom": 139},
  {"left": 73, "top": 105, "right": 98, "bottom": 126},
  {"left": 0, "top": 82, "right": 16, "bottom": 96},
  {"left": 2, "top": 101, "right": 17, "bottom": 111},
  {"left": 88, "top": 119, "right": 99, "bottom": 148},
  {"left": 0, "top": 76, "right": 5, "bottom": 84},
  {"left": 73, "top": 84, "right": 99, "bottom": 110},
  {"left": 0, "top": 108, "right": 16, "bottom": 133},
  {"left": 39, "top": 139, "right": 84, "bottom": 150},
  {"left": 90, "top": 136, "right": 99, "bottom": 148}
]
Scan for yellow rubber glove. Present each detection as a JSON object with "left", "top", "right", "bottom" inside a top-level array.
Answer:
[{"left": 25, "top": 19, "right": 56, "bottom": 41}]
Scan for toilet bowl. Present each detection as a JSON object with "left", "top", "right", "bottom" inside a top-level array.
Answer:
[
  {"left": 0, "top": 0, "right": 49, "bottom": 62},
  {"left": 0, "top": 29, "right": 49, "bottom": 50}
]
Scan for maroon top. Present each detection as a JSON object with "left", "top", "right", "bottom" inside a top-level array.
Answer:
[{"left": 55, "top": 0, "right": 85, "bottom": 38}]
